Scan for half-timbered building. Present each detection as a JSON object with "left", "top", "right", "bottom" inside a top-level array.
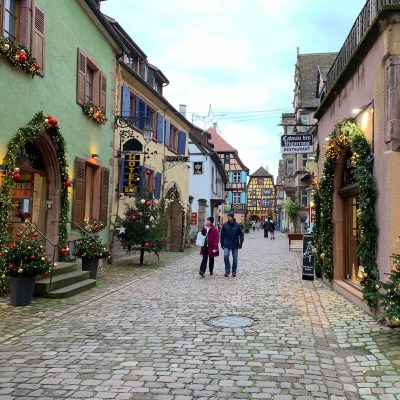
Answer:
[
  {"left": 207, "top": 124, "right": 249, "bottom": 225},
  {"left": 246, "top": 166, "right": 275, "bottom": 223}
]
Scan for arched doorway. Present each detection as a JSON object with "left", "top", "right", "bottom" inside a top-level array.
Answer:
[
  {"left": 164, "top": 184, "right": 184, "bottom": 252},
  {"left": 338, "top": 150, "right": 360, "bottom": 286},
  {"left": 8, "top": 134, "right": 61, "bottom": 253}
]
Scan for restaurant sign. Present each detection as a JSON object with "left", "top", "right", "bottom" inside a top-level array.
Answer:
[{"left": 281, "top": 134, "right": 313, "bottom": 154}]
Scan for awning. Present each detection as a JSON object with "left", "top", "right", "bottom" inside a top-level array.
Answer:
[{"left": 210, "top": 198, "right": 225, "bottom": 207}]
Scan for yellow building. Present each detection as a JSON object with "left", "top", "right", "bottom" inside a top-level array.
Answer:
[{"left": 107, "top": 18, "right": 190, "bottom": 255}]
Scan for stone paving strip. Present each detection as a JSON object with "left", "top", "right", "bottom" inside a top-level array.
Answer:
[{"left": 0, "top": 231, "right": 399, "bottom": 399}]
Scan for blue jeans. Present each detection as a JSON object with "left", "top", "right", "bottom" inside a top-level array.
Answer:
[{"left": 224, "top": 247, "right": 238, "bottom": 274}]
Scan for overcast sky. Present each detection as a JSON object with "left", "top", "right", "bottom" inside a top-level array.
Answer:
[{"left": 102, "top": 0, "right": 366, "bottom": 179}]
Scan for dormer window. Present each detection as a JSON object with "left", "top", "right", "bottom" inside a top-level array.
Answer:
[{"left": 139, "top": 59, "right": 148, "bottom": 80}]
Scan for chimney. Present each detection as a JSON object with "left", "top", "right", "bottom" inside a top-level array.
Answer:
[
  {"left": 213, "top": 123, "right": 217, "bottom": 131},
  {"left": 179, "top": 104, "right": 187, "bottom": 118}
]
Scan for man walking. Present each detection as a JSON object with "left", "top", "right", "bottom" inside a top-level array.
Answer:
[{"left": 220, "top": 212, "right": 244, "bottom": 277}]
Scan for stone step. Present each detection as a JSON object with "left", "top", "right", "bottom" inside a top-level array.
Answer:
[
  {"left": 36, "top": 262, "right": 78, "bottom": 280},
  {"left": 47, "top": 279, "right": 96, "bottom": 299},
  {"left": 34, "top": 270, "right": 90, "bottom": 295}
]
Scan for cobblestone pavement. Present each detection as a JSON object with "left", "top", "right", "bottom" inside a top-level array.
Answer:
[{"left": 0, "top": 231, "right": 400, "bottom": 400}]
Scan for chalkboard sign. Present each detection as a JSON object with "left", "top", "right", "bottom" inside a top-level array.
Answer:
[{"left": 302, "top": 234, "right": 315, "bottom": 281}]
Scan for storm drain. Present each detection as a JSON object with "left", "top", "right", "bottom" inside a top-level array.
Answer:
[{"left": 208, "top": 315, "right": 254, "bottom": 328}]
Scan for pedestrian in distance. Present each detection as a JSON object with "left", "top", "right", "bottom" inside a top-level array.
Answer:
[
  {"left": 263, "top": 219, "right": 269, "bottom": 238},
  {"left": 268, "top": 217, "right": 275, "bottom": 240},
  {"left": 252, "top": 221, "right": 256, "bottom": 232},
  {"left": 220, "top": 212, "right": 244, "bottom": 277},
  {"left": 199, "top": 217, "right": 219, "bottom": 277},
  {"left": 256, "top": 221, "right": 260, "bottom": 231}
]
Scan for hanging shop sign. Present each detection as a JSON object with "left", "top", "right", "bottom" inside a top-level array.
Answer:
[
  {"left": 190, "top": 212, "right": 197, "bottom": 225},
  {"left": 281, "top": 134, "right": 313, "bottom": 154},
  {"left": 165, "top": 156, "right": 190, "bottom": 162},
  {"left": 193, "top": 162, "right": 203, "bottom": 175},
  {"left": 121, "top": 153, "right": 141, "bottom": 194}
]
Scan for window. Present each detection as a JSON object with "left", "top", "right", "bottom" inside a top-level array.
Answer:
[
  {"left": 169, "top": 125, "right": 179, "bottom": 152},
  {"left": 2, "top": 0, "right": 17, "bottom": 41},
  {"left": 0, "top": 1, "right": 46, "bottom": 72},
  {"left": 299, "top": 189, "right": 308, "bottom": 207},
  {"left": 139, "top": 59, "right": 148, "bottom": 80},
  {"left": 301, "top": 153, "right": 307, "bottom": 170},
  {"left": 86, "top": 67, "right": 94, "bottom": 103},
  {"left": 232, "top": 192, "right": 240, "bottom": 204},
  {"left": 287, "top": 159, "right": 294, "bottom": 176},
  {"left": 262, "top": 199, "right": 270, "bottom": 207},
  {"left": 232, "top": 172, "right": 240, "bottom": 183},
  {"left": 250, "top": 200, "right": 257, "bottom": 207},
  {"left": 73, "top": 158, "right": 109, "bottom": 225},
  {"left": 251, "top": 190, "right": 256, "bottom": 196},
  {"left": 300, "top": 114, "right": 308, "bottom": 132},
  {"left": 257, "top": 177, "right": 264, "bottom": 185},
  {"left": 77, "top": 48, "right": 107, "bottom": 110},
  {"left": 211, "top": 167, "right": 215, "bottom": 190}
]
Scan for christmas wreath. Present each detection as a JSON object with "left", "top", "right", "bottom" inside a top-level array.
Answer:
[
  {"left": 314, "top": 118, "right": 379, "bottom": 309},
  {"left": 0, "top": 112, "right": 70, "bottom": 292}
]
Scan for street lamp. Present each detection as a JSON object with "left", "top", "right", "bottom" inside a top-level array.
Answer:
[{"left": 143, "top": 124, "right": 153, "bottom": 143}]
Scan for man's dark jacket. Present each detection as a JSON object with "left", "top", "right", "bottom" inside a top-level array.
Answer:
[{"left": 220, "top": 219, "right": 244, "bottom": 249}]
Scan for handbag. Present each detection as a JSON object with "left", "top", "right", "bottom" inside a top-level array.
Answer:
[{"left": 196, "top": 230, "right": 207, "bottom": 247}]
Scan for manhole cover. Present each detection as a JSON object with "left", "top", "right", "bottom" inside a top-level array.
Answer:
[{"left": 209, "top": 315, "right": 254, "bottom": 328}]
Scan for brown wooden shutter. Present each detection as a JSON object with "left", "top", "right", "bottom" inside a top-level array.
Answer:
[
  {"left": 18, "top": 0, "right": 33, "bottom": 49},
  {"left": 99, "top": 167, "right": 109, "bottom": 225},
  {"left": 77, "top": 48, "right": 86, "bottom": 105},
  {"left": 99, "top": 72, "right": 107, "bottom": 110},
  {"left": 72, "top": 158, "right": 86, "bottom": 225},
  {"left": 32, "top": 5, "right": 45, "bottom": 75}
]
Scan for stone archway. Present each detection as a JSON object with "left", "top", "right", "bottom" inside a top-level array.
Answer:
[{"left": 164, "top": 183, "right": 184, "bottom": 252}]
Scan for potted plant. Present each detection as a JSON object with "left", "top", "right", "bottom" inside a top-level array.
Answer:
[
  {"left": 0, "top": 222, "right": 53, "bottom": 306},
  {"left": 74, "top": 219, "right": 111, "bottom": 279},
  {"left": 283, "top": 199, "right": 302, "bottom": 246}
]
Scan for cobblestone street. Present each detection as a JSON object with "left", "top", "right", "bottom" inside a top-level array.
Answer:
[{"left": 0, "top": 231, "right": 400, "bottom": 400}]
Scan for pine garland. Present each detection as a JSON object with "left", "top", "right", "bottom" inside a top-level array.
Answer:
[
  {"left": 0, "top": 112, "right": 70, "bottom": 292},
  {"left": 314, "top": 119, "right": 379, "bottom": 309}
]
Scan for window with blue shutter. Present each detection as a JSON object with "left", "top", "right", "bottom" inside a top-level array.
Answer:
[
  {"left": 135, "top": 97, "right": 140, "bottom": 128},
  {"left": 177, "top": 131, "right": 186, "bottom": 155},
  {"left": 121, "top": 84, "right": 131, "bottom": 117},
  {"left": 156, "top": 113, "right": 163, "bottom": 142},
  {"left": 154, "top": 172, "right": 162, "bottom": 199},
  {"left": 229, "top": 172, "right": 233, "bottom": 183},
  {"left": 165, "top": 119, "right": 171, "bottom": 147},
  {"left": 240, "top": 192, "right": 246, "bottom": 204},
  {"left": 228, "top": 192, "right": 233, "bottom": 203},
  {"left": 241, "top": 171, "right": 247, "bottom": 183}
]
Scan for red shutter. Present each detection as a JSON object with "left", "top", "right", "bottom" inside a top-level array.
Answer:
[
  {"left": 32, "top": 5, "right": 45, "bottom": 74},
  {"left": 72, "top": 158, "right": 86, "bottom": 225},
  {"left": 77, "top": 49, "right": 86, "bottom": 105},
  {"left": 99, "top": 167, "right": 109, "bottom": 225},
  {"left": 99, "top": 72, "right": 107, "bottom": 110}
]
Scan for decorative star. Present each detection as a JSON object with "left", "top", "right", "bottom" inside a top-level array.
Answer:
[
  {"left": 192, "top": 104, "right": 227, "bottom": 133},
  {"left": 116, "top": 227, "right": 126, "bottom": 234}
]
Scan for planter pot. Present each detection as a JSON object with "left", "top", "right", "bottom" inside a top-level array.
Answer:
[
  {"left": 10, "top": 276, "right": 36, "bottom": 306},
  {"left": 81, "top": 258, "right": 99, "bottom": 279}
]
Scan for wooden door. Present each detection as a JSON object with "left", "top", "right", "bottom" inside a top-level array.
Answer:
[{"left": 344, "top": 194, "right": 360, "bottom": 284}]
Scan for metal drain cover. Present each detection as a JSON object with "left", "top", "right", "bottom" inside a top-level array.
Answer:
[{"left": 209, "top": 315, "right": 254, "bottom": 328}]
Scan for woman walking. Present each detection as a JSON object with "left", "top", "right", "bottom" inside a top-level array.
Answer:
[
  {"left": 199, "top": 217, "right": 220, "bottom": 277},
  {"left": 268, "top": 217, "right": 275, "bottom": 239}
]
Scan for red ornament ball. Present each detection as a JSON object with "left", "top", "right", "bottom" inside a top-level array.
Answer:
[
  {"left": 60, "top": 248, "right": 67, "bottom": 255},
  {"left": 11, "top": 243, "right": 17, "bottom": 249},
  {"left": 130, "top": 215, "right": 137, "bottom": 221},
  {"left": 145, "top": 200, "right": 151, "bottom": 207},
  {"left": 12, "top": 173, "right": 21, "bottom": 180},
  {"left": 16, "top": 232, "right": 22, "bottom": 238},
  {"left": 19, "top": 54, "right": 27, "bottom": 62},
  {"left": 145, "top": 169, "right": 151, "bottom": 176},
  {"left": 43, "top": 271, "right": 49, "bottom": 276},
  {"left": 7, "top": 170, "right": 13, "bottom": 175},
  {"left": 144, "top": 242, "right": 149, "bottom": 247},
  {"left": 30, "top": 255, "right": 36, "bottom": 260},
  {"left": 8, "top": 264, "right": 14, "bottom": 269},
  {"left": 31, "top": 232, "right": 39, "bottom": 237},
  {"left": 64, "top": 180, "right": 72, "bottom": 187}
]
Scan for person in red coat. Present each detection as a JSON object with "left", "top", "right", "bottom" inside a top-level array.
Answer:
[{"left": 199, "top": 216, "right": 219, "bottom": 277}]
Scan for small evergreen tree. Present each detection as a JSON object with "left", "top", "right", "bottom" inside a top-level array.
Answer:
[
  {"left": 378, "top": 247, "right": 400, "bottom": 324},
  {"left": 113, "top": 175, "right": 167, "bottom": 265},
  {"left": 283, "top": 199, "right": 300, "bottom": 232}
]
